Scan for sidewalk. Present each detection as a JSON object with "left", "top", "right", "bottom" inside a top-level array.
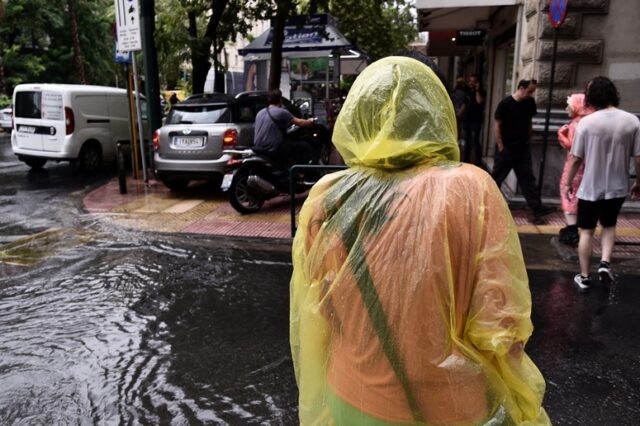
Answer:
[{"left": 84, "top": 177, "right": 640, "bottom": 258}]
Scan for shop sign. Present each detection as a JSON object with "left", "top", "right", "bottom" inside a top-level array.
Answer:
[
  {"left": 456, "top": 30, "right": 486, "bottom": 46},
  {"left": 266, "top": 27, "right": 326, "bottom": 46}
]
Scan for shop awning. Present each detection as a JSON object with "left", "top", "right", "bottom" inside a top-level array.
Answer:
[
  {"left": 416, "top": 0, "right": 518, "bottom": 32},
  {"left": 416, "top": 0, "right": 519, "bottom": 56},
  {"left": 239, "top": 21, "right": 354, "bottom": 61}
]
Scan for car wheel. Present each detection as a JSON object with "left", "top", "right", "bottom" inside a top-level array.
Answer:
[
  {"left": 24, "top": 157, "right": 47, "bottom": 169},
  {"left": 228, "top": 169, "right": 264, "bottom": 214},
  {"left": 78, "top": 143, "right": 102, "bottom": 171},
  {"left": 162, "top": 178, "right": 190, "bottom": 191}
]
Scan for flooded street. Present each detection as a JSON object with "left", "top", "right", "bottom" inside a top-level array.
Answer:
[
  {"left": 0, "top": 135, "right": 297, "bottom": 424},
  {"left": 1, "top": 134, "right": 639, "bottom": 425},
  {"left": 0, "top": 230, "right": 296, "bottom": 424}
]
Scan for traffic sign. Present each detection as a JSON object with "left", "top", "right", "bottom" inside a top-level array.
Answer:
[
  {"left": 114, "top": 41, "right": 132, "bottom": 63},
  {"left": 549, "top": 0, "right": 568, "bottom": 28},
  {"left": 114, "top": 0, "right": 142, "bottom": 51}
]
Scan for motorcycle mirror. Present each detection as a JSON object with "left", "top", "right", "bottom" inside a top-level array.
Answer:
[{"left": 299, "top": 101, "right": 311, "bottom": 118}]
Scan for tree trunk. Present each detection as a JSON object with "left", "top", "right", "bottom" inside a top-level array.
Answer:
[
  {"left": 0, "top": 1, "right": 5, "bottom": 95},
  {"left": 68, "top": 0, "right": 86, "bottom": 84},
  {"left": 268, "top": 2, "right": 291, "bottom": 91},
  {"left": 190, "top": 0, "right": 230, "bottom": 94}
]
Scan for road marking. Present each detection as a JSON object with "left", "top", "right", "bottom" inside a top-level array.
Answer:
[{"left": 162, "top": 199, "right": 204, "bottom": 213}]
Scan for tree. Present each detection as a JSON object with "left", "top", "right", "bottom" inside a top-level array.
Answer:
[
  {"left": 67, "top": 0, "right": 86, "bottom": 84},
  {"left": 0, "top": 0, "right": 115, "bottom": 96},
  {"left": 156, "top": 0, "right": 273, "bottom": 94},
  {"left": 268, "top": 1, "right": 295, "bottom": 90},
  {"left": 327, "top": 0, "right": 416, "bottom": 61}
]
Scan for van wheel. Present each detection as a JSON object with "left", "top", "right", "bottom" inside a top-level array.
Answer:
[
  {"left": 24, "top": 158, "right": 47, "bottom": 169},
  {"left": 78, "top": 143, "right": 102, "bottom": 171}
]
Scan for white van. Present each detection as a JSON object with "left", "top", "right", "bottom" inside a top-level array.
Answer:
[{"left": 11, "top": 84, "right": 145, "bottom": 170}]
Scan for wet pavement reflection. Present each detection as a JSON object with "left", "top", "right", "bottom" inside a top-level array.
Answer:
[
  {"left": 0, "top": 226, "right": 297, "bottom": 424},
  {"left": 528, "top": 269, "right": 640, "bottom": 425},
  {"left": 1, "top": 135, "right": 639, "bottom": 424}
]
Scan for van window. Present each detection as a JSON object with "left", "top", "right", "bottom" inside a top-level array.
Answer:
[{"left": 15, "top": 91, "right": 42, "bottom": 119}]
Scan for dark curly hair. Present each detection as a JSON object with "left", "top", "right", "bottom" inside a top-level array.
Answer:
[
  {"left": 585, "top": 76, "right": 620, "bottom": 110},
  {"left": 267, "top": 89, "right": 282, "bottom": 105}
]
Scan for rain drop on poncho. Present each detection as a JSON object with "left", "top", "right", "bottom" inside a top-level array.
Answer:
[{"left": 290, "top": 56, "right": 550, "bottom": 425}]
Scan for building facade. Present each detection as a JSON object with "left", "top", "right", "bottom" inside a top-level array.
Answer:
[{"left": 417, "top": 0, "right": 640, "bottom": 199}]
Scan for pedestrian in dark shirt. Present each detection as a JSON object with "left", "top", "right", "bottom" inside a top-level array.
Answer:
[
  {"left": 462, "top": 74, "right": 486, "bottom": 166},
  {"left": 492, "top": 79, "right": 554, "bottom": 223}
]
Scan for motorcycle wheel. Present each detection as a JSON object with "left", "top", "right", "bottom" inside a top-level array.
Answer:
[{"left": 228, "top": 169, "right": 264, "bottom": 214}]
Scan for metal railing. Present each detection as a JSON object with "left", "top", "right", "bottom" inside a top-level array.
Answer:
[{"left": 289, "top": 164, "right": 347, "bottom": 237}]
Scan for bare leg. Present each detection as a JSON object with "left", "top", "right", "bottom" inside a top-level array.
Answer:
[
  {"left": 564, "top": 213, "right": 577, "bottom": 226},
  {"left": 578, "top": 228, "right": 594, "bottom": 277},
  {"left": 599, "top": 226, "right": 616, "bottom": 263}
]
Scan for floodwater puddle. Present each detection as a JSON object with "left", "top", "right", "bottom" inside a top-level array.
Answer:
[{"left": 0, "top": 228, "right": 95, "bottom": 266}]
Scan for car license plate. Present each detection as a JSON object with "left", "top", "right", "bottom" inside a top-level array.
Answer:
[
  {"left": 19, "top": 126, "right": 36, "bottom": 134},
  {"left": 172, "top": 136, "right": 205, "bottom": 147}
]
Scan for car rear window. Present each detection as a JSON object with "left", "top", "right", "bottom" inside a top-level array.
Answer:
[{"left": 166, "top": 105, "right": 231, "bottom": 124}]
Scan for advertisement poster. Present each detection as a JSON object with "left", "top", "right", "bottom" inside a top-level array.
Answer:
[{"left": 289, "top": 58, "right": 328, "bottom": 81}]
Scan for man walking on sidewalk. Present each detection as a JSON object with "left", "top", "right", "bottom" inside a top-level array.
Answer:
[
  {"left": 492, "top": 79, "right": 555, "bottom": 223},
  {"left": 565, "top": 76, "right": 640, "bottom": 292}
]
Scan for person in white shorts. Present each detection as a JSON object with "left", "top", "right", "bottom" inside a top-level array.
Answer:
[{"left": 564, "top": 76, "right": 640, "bottom": 292}]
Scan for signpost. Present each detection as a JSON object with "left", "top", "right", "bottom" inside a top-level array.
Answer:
[
  {"left": 538, "top": 0, "right": 569, "bottom": 194},
  {"left": 114, "top": 0, "right": 147, "bottom": 183}
]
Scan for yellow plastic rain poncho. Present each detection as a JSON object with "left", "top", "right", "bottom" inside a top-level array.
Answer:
[{"left": 290, "top": 56, "right": 550, "bottom": 426}]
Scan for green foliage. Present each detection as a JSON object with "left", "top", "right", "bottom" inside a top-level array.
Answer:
[
  {"left": 0, "top": 94, "right": 11, "bottom": 107},
  {"left": 327, "top": 0, "right": 417, "bottom": 61},
  {"left": 0, "top": 0, "right": 417, "bottom": 99},
  {"left": 0, "top": 0, "right": 116, "bottom": 97}
]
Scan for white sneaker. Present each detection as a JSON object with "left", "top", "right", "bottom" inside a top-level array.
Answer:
[
  {"left": 574, "top": 274, "right": 592, "bottom": 292},
  {"left": 598, "top": 261, "right": 614, "bottom": 283}
]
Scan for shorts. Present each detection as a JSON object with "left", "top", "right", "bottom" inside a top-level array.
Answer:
[{"left": 577, "top": 197, "right": 626, "bottom": 229}]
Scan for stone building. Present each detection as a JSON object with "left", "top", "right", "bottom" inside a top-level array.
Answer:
[{"left": 417, "top": 0, "right": 640, "bottom": 201}]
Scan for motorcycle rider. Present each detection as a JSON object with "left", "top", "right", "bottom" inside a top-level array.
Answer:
[{"left": 254, "top": 89, "right": 315, "bottom": 167}]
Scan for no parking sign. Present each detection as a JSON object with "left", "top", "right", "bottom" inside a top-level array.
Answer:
[{"left": 549, "top": 0, "right": 569, "bottom": 28}]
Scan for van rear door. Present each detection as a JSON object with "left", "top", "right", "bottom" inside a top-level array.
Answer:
[
  {"left": 41, "top": 90, "right": 66, "bottom": 152},
  {"left": 14, "top": 90, "right": 44, "bottom": 151}
]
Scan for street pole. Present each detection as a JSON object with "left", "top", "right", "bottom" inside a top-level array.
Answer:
[
  {"left": 132, "top": 54, "right": 148, "bottom": 182},
  {"left": 140, "top": 0, "right": 162, "bottom": 145},
  {"left": 538, "top": 26, "right": 558, "bottom": 194}
]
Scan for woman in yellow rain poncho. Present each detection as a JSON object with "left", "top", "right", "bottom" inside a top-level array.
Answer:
[{"left": 290, "top": 56, "right": 550, "bottom": 426}]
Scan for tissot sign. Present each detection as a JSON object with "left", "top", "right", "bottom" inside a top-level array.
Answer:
[{"left": 456, "top": 30, "right": 486, "bottom": 46}]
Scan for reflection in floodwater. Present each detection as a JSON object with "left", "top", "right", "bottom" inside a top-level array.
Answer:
[
  {"left": 0, "top": 228, "right": 95, "bottom": 266},
  {"left": 0, "top": 225, "right": 296, "bottom": 424},
  {"left": 528, "top": 270, "right": 640, "bottom": 425}
]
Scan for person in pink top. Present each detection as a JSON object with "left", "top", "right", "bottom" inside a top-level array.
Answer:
[{"left": 557, "top": 93, "right": 594, "bottom": 245}]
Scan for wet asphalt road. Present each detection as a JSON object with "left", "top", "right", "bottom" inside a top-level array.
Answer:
[{"left": 1, "top": 133, "right": 639, "bottom": 425}]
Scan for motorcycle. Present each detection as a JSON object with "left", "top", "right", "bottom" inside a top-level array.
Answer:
[{"left": 223, "top": 119, "right": 331, "bottom": 214}]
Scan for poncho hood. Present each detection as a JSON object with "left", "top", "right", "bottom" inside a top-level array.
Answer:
[{"left": 332, "top": 56, "right": 459, "bottom": 169}]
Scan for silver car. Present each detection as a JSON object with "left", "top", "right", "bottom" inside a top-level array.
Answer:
[
  {"left": 153, "top": 92, "right": 295, "bottom": 191},
  {"left": 0, "top": 105, "right": 12, "bottom": 132}
]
